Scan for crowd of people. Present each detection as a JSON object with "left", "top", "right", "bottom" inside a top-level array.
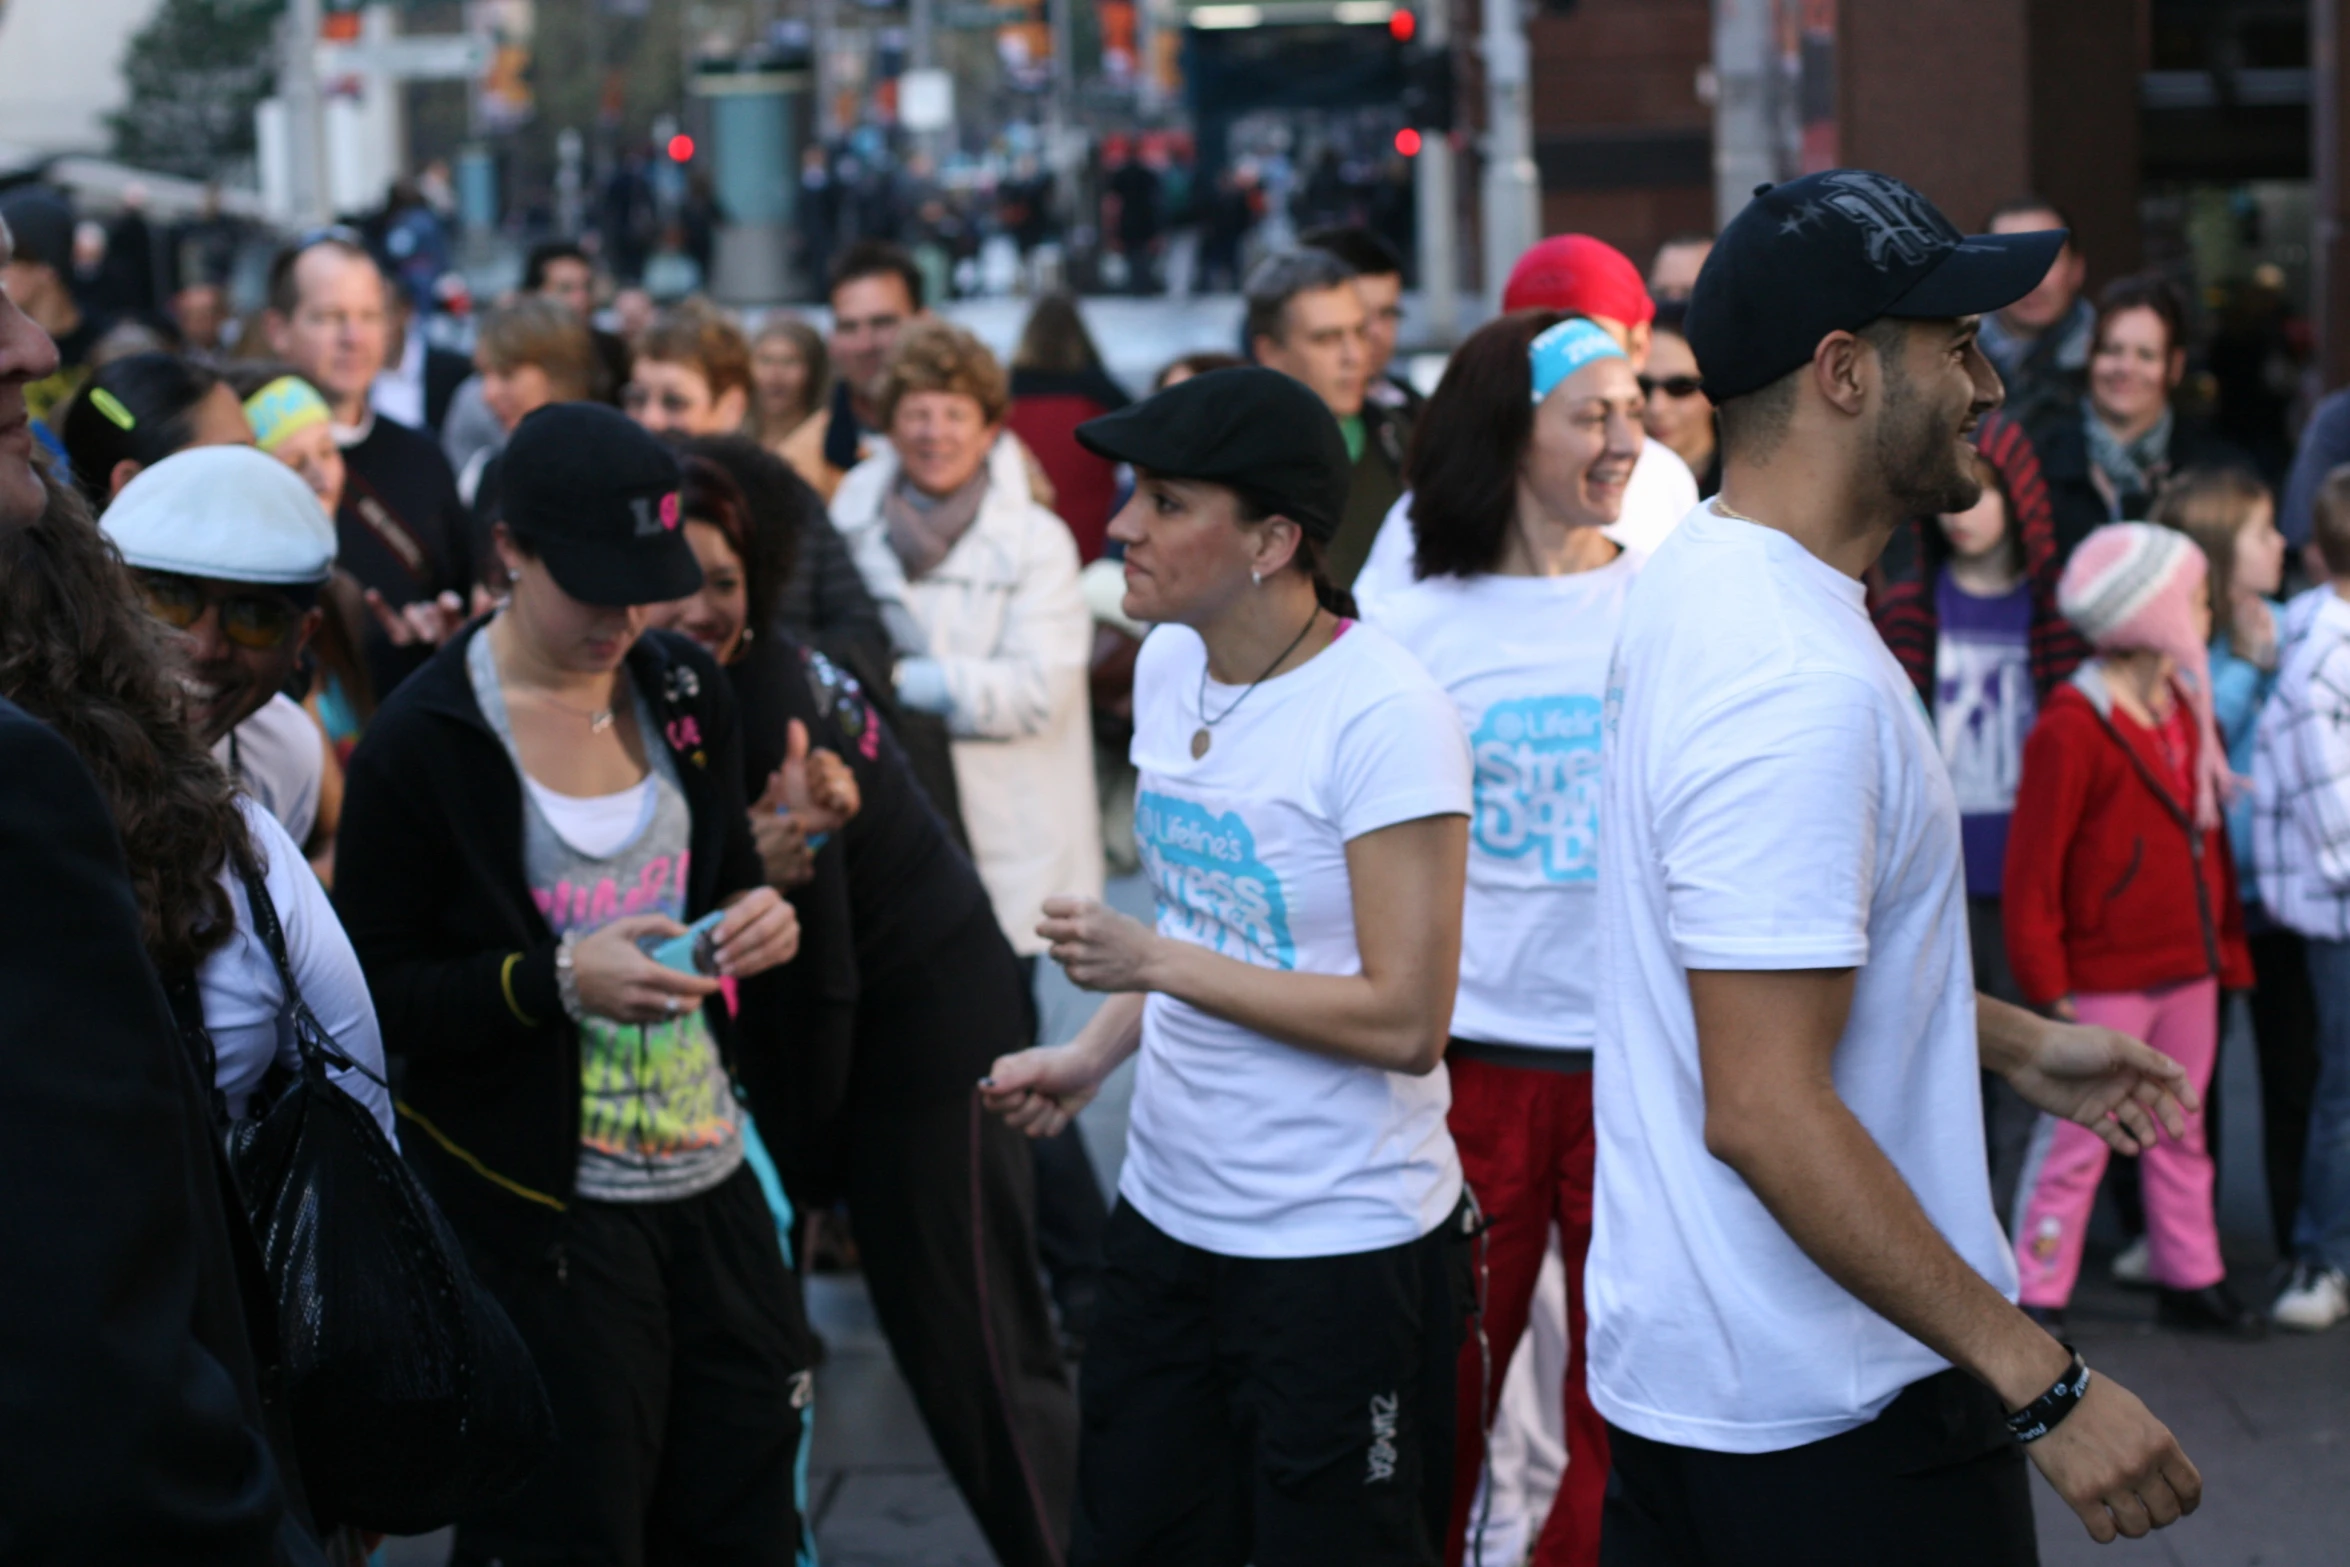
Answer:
[{"left": 1, "top": 153, "right": 2346, "bottom": 1567}]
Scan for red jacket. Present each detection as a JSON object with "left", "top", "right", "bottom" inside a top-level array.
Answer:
[{"left": 2002, "top": 669, "right": 2253, "bottom": 1006}]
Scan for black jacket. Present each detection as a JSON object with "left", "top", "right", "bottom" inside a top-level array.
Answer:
[
  {"left": 332, "top": 624, "right": 773, "bottom": 1261},
  {"left": 724, "top": 635, "right": 1023, "bottom": 1182},
  {"left": 2027, "top": 406, "right": 2255, "bottom": 562},
  {"left": 0, "top": 700, "right": 317, "bottom": 1564}
]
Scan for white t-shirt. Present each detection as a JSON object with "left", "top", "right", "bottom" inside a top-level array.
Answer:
[
  {"left": 1589, "top": 500, "right": 2014, "bottom": 1454},
  {"left": 1121, "top": 620, "right": 1472, "bottom": 1258},
  {"left": 213, "top": 692, "right": 326, "bottom": 850},
  {"left": 1352, "top": 437, "right": 1695, "bottom": 619},
  {"left": 1381, "top": 553, "right": 1641, "bottom": 1051},
  {"left": 200, "top": 797, "right": 397, "bottom": 1141}
]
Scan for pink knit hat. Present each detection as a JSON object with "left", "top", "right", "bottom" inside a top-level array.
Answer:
[{"left": 2057, "top": 522, "right": 2226, "bottom": 829}]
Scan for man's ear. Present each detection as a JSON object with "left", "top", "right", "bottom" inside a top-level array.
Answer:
[
  {"left": 1810, "top": 329, "right": 1872, "bottom": 418},
  {"left": 294, "top": 604, "right": 326, "bottom": 658}
]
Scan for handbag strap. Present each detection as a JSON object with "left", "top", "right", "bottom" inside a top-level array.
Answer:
[
  {"left": 234, "top": 852, "right": 388, "bottom": 1091},
  {"left": 161, "top": 967, "right": 232, "bottom": 1129}
]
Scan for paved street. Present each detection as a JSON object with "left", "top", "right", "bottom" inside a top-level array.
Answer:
[{"left": 382, "top": 878, "right": 2349, "bottom": 1566}]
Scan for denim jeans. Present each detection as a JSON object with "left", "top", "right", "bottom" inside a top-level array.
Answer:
[{"left": 2295, "top": 938, "right": 2350, "bottom": 1274}]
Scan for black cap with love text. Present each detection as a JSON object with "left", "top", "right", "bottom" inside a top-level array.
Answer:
[
  {"left": 1686, "top": 169, "right": 2068, "bottom": 403},
  {"left": 500, "top": 402, "right": 701, "bottom": 607}
]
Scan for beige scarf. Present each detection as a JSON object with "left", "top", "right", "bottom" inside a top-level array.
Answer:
[{"left": 883, "top": 462, "right": 992, "bottom": 581}]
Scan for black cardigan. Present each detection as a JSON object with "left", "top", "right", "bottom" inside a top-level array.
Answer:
[{"left": 333, "top": 622, "right": 771, "bottom": 1260}]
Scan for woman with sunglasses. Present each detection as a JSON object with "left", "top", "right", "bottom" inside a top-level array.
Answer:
[
  {"left": 1379, "top": 313, "right": 1645, "bottom": 1567},
  {"left": 984, "top": 367, "right": 1474, "bottom": 1566},
  {"left": 1639, "top": 312, "right": 1717, "bottom": 499},
  {"left": 333, "top": 404, "right": 815, "bottom": 1565}
]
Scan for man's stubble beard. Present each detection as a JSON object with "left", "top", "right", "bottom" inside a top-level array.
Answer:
[{"left": 1873, "top": 351, "right": 1982, "bottom": 520}]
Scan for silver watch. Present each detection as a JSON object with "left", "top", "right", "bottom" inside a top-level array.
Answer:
[{"left": 554, "top": 930, "right": 587, "bottom": 1023}]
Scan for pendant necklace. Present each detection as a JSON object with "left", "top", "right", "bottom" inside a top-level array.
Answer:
[
  {"left": 539, "top": 691, "right": 617, "bottom": 734},
  {"left": 1192, "top": 606, "right": 1320, "bottom": 759}
]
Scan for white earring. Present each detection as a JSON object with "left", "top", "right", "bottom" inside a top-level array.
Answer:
[{"left": 1251, "top": 569, "right": 1263, "bottom": 586}]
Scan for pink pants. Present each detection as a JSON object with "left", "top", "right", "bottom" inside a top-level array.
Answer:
[{"left": 2015, "top": 976, "right": 2224, "bottom": 1306}]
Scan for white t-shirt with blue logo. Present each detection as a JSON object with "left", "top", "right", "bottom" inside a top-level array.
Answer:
[
  {"left": 1378, "top": 553, "right": 1641, "bottom": 1052},
  {"left": 1121, "top": 620, "right": 1473, "bottom": 1259}
]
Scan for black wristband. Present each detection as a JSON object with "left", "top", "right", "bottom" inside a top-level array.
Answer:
[{"left": 2006, "top": 1346, "right": 2091, "bottom": 1444}]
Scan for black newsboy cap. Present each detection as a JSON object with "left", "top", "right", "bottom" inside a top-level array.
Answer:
[
  {"left": 501, "top": 402, "right": 701, "bottom": 607},
  {"left": 1076, "top": 366, "right": 1351, "bottom": 543}
]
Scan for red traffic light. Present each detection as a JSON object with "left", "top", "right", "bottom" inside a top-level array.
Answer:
[
  {"left": 1389, "top": 8, "right": 1416, "bottom": 41},
  {"left": 667, "top": 134, "right": 696, "bottom": 163},
  {"left": 1395, "top": 127, "right": 1423, "bottom": 156}
]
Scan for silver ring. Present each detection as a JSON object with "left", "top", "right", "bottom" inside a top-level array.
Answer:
[{"left": 664, "top": 996, "right": 681, "bottom": 1016}]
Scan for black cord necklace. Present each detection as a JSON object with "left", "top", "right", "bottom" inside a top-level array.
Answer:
[{"left": 1192, "top": 606, "right": 1320, "bottom": 759}]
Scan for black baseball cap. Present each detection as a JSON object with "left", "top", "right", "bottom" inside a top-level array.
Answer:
[
  {"left": 1687, "top": 169, "right": 2068, "bottom": 402},
  {"left": 500, "top": 402, "right": 701, "bottom": 607},
  {"left": 1076, "top": 366, "right": 1350, "bottom": 542}
]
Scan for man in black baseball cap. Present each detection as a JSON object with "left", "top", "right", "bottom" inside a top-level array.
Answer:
[
  {"left": 499, "top": 400, "right": 701, "bottom": 606},
  {"left": 1589, "top": 168, "right": 2204, "bottom": 1564}
]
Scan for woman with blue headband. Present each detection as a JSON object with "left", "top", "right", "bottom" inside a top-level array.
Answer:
[{"left": 1379, "top": 310, "right": 1646, "bottom": 1567}]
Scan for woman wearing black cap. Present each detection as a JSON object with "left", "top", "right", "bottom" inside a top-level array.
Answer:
[
  {"left": 984, "top": 366, "right": 1476, "bottom": 1565},
  {"left": 334, "top": 402, "right": 819, "bottom": 1565}
]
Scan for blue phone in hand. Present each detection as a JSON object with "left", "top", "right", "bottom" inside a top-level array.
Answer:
[{"left": 637, "top": 910, "right": 726, "bottom": 976}]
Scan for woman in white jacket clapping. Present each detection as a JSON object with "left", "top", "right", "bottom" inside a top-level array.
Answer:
[{"left": 832, "top": 319, "right": 1106, "bottom": 962}]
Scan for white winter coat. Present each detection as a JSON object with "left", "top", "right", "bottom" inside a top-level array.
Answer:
[{"left": 833, "top": 435, "right": 1105, "bottom": 955}]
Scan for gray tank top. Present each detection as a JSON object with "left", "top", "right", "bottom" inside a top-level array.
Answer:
[{"left": 468, "top": 628, "right": 743, "bottom": 1203}]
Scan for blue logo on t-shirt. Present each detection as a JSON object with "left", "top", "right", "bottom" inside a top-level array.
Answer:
[
  {"left": 1135, "top": 790, "right": 1296, "bottom": 969},
  {"left": 1471, "top": 695, "right": 1603, "bottom": 882}
]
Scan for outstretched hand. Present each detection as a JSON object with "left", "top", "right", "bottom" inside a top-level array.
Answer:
[
  {"left": 364, "top": 588, "right": 469, "bottom": 648},
  {"left": 2009, "top": 1016, "right": 2199, "bottom": 1156}
]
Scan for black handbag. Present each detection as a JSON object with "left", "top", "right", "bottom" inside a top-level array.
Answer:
[{"left": 217, "top": 857, "right": 555, "bottom": 1534}]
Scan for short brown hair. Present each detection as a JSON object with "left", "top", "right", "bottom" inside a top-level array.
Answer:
[
  {"left": 2151, "top": 466, "right": 2271, "bottom": 618},
  {"left": 877, "top": 319, "right": 1009, "bottom": 429},
  {"left": 2312, "top": 464, "right": 2350, "bottom": 578},
  {"left": 635, "top": 305, "right": 754, "bottom": 403},
  {"left": 476, "top": 297, "right": 597, "bottom": 402}
]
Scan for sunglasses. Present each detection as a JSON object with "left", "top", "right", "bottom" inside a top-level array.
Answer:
[
  {"left": 1638, "top": 374, "right": 1706, "bottom": 399},
  {"left": 137, "top": 574, "right": 306, "bottom": 651}
]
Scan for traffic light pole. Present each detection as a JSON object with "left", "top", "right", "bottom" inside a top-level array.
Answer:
[
  {"left": 1479, "top": 0, "right": 1540, "bottom": 307},
  {"left": 1413, "top": 2, "right": 1459, "bottom": 347}
]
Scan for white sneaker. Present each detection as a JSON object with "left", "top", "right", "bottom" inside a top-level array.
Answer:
[
  {"left": 2110, "top": 1236, "right": 2152, "bottom": 1288},
  {"left": 2272, "top": 1261, "right": 2350, "bottom": 1332}
]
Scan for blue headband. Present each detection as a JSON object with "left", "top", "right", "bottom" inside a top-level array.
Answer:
[{"left": 1528, "top": 318, "right": 1628, "bottom": 404}]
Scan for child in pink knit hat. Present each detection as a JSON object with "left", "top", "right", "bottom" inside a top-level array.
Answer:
[{"left": 2000, "top": 521, "right": 2259, "bottom": 1336}]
